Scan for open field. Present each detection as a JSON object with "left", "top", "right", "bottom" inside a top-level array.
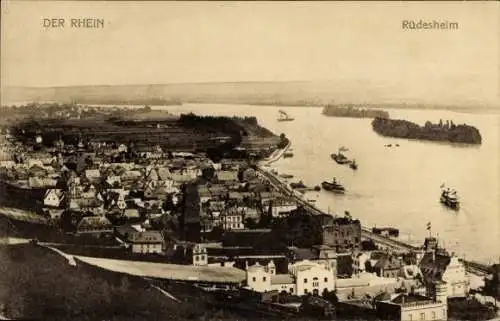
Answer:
[{"left": 75, "top": 255, "right": 246, "bottom": 284}]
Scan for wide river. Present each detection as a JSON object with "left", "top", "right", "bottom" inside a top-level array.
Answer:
[{"left": 159, "top": 103, "right": 499, "bottom": 264}]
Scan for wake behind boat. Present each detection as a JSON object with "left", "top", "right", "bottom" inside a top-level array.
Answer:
[
  {"left": 321, "top": 177, "right": 345, "bottom": 194},
  {"left": 440, "top": 185, "right": 460, "bottom": 210}
]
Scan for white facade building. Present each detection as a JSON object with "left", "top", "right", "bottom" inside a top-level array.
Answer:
[
  {"left": 441, "top": 256, "right": 469, "bottom": 298},
  {"left": 246, "top": 259, "right": 335, "bottom": 296}
]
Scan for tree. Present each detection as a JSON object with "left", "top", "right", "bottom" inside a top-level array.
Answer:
[
  {"left": 244, "top": 217, "right": 258, "bottom": 229},
  {"left": 201, "top": 167, "right": 216, "bottom": 182},
  {"left": 322, "top": 289, "right": 338, "bottom": 304}
]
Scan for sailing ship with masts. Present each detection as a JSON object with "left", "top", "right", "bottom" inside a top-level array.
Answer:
[{"left": 277, "top": 110, "right": 294, "bottom": 122}]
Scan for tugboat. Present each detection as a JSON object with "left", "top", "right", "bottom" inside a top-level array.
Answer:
[
  {"left": 290, "top": 181, "right": 322, "bottom": 192},
  {"left": 440, "top": 186, "right": 460, "bottom": 210},
  {"left": 349, "top": 159, "right": 358, "bottom": 170},
  {"left": 331, "top": 151, "right": 350, "bottom": 164},
  {"left": 277, "top": 110, "right": 294, "bottom": 122},
  {"left": 321, "top": 177, "right": 345, "bottom": 194}
]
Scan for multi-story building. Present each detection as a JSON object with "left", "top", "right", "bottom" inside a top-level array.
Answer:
[
  {"left": 221, "top": 209, "right": 245, "bottom": 230},
  {"left": 418, "top": 237, "right": 469, "bottom": 300},
  {"left": 268, "top": 197, "right": 298, "bottom": 218},
  {"left": 375, "top": 283, "right": 448, "bottom": 321},
  {"left": 321, "top": 217, "right": 361, "bottom": 252},
  {"left": 127, "top": 231, "right": 164, "bottom": 254},
  {"left": 246, "top": 259, "right": 335, "bottom": 296}
]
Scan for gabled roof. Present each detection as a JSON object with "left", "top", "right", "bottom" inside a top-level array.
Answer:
[
  {"left": 374, "top": 255, "right": 403, "bottom": 270},
  {"left": 217, "top": 170, "right": 239, "bottom": 182},
  {"left": 289, "top": 248, "right": 317, "bottom": 261},
  {"left": 43, "top": 208, "right": 65, "bottom": 219},
  {"left": 157, "top": 167, "right": 171, "bottom": 180},
  {"left": 29, "top": 177, "right": 57, "bottom": 188},
  {"left": 77, "top": 216, "right": 112, "bottom": 230},
  {"left": 44, "top": 188, "right": 64, "bottom": 199},
  {"left": 389, "top": 293, "right": 434, "bottom": 305},
  {"left": 170, "top": 173, "right": 193, "bottom": 182},
  {"left": 121, "top": 170, "right": 143, "bottom": 180},
  {"left": 84, "top": 169, "right": 101, "bottom": 179},
  {"left": 70, "top": 197, "right": 104, "bottom": 209},
  {"left": 271, "top": 274, "right": 294, "bottom": 285},
  {"left": 127, "top": 231, "right": 164, "bottom": 244},
  {"left": 146, "top": 168, "right": 159, "bottom": 181},
  {"left": 418, "top": 252, "right": 451, "bottom": 284},
  {"left": 124, "top": 208, "right": 140, "bottom": 218}
]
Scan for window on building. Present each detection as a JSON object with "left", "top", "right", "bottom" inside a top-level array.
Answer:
[
  {"left": 289, "top": 288, "right": 294, "bottom": 294},
  {"left": 420, "top": 312, "right": 425, "bottom": 320},
  {"left": 252, "top": 277, "right": 256, "bottom": 282},
  {"left": 195, "top": 255, "right": 199, "bottom": 261},
  {"left": 304, "top": 289, "right": 308, "bottom": 294},
  {"left": 304, "top": 278, "right": 308, "bottom": 283},
  {"left": 263, "top": 277, "right": 266, "bottom": 282},
  {"left": 324, "top": 277, "right": 328, "bottom": 283},
  {"left": 313, "top": 282, "right": 319, "bottom": 287}
]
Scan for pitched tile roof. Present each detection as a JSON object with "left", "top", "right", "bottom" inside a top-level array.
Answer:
[
  {"left": 127, "top": 231, "right": 164, "bottom": 244},
  {"left": 418, "top": 252, "right": 451, "bottom": 284}
]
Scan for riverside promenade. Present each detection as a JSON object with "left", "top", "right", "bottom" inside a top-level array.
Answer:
[{"left": 256, "top": 147, "right": 492, "bottom": 277}]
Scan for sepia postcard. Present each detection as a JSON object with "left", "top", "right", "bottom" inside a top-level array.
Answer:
[{"left": 0, "top": 1, "right": 499, "bottom": 320}]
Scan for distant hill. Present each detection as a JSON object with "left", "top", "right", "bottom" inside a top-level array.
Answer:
[{"left": 2, "top": 81, "right": 498, "bottom": 112}]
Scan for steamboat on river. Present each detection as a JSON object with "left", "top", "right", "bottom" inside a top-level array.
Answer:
[
  {"left": 321, "top": 177, "right": 345, "bottom": 194},
  {"left": 440, "top": 186, "right": 460, "bottom": 210}
]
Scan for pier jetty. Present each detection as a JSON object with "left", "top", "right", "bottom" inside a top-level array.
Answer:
[{"left": 254, "top": 166, "right": 491, "bottom": 276}]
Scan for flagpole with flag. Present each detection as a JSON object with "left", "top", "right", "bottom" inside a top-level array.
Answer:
[{"left": 426, "top": 222, "right": 432, "bottom": 238}]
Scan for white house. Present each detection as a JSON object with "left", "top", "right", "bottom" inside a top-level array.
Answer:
[
  {"left": 84, "top": 169, "right": 101, "bottom": 182},
  {"left": 246, "top": 259, "right": 335, "bottom": 296},
  {"left": 269, "top": 198, "right": 298, "bottom": 217},
  {"left": 376, "top": 288, "right": 448, "bottom": 321},
  {"left": 221, "top": 210, "right": 244, "bottom": 230},
  {"left": 419, "top": 244, "right": 469, "bottom": 299},
  {"left": 192, "top": 244, "right": 208, "bottom": 266},
  {"left": 43, "top": 189, "right": 64, "bottom": 208},
  {"left": 352, "top": 251, "right": 371, "bottom": 275},
  {"left": 106, "top": 175, "right": 122, "bottom": 187},
  {"left": 81, "top": 184, "right": 98, "bottom": 199},
  {"left": 127, "top": 231, "right": 164, "bottom": 254},
  {"left": 438, "top": 255, "right": 469, "bottom": 298}
]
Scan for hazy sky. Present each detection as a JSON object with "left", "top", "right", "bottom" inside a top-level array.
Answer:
[{"left": 1, "top": 1, "right": 499, "bottom": 105}]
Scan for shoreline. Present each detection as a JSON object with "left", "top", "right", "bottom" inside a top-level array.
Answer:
[
  {"left": 2, "top": 101, "right": 499, "bottom": 115},
  {"left": 259, "top": 140, "right": 292, "bottom": 166},
  {"left": 256, "top": 140, "right": 492, "bottom": 274}
]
